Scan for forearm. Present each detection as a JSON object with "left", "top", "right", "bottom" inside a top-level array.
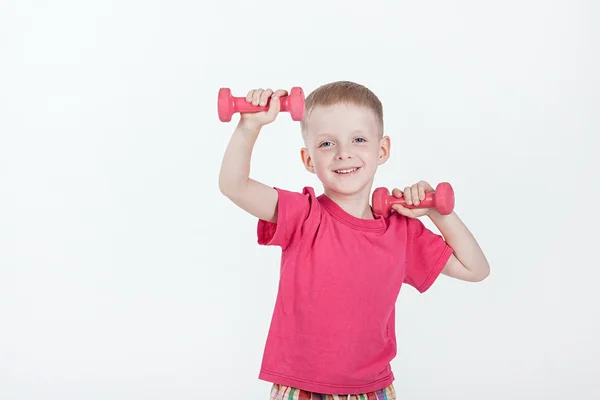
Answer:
[
  {"left": 218, "top": 121, "right": 260, "bottom": 198},
  {"left": 428, "top": 211, "right": 490, "bottom": 280}
]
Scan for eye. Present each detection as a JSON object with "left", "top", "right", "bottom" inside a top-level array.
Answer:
[
  {"left": 319, "top": 141, "right": 333, "bottom": 148},
  {"left": 354, "top": 137, "right": 367, "bottom": 143}
]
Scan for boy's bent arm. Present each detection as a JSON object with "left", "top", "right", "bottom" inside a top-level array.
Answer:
[
  {"left": 429, "top": 211, "right": 491, "bottom": 282},
  {"left": 219, "top": 121, "right": 279, "bottom": 223}
]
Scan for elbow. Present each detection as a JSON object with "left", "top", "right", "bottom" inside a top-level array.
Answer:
[
  {"left": 219, "top": 181, "right": 236, "bottom": 200},
  {"left": 472, "top": 263, "right": 491, "bottom": 282},
  {"left": 218, "top": 179, "right": 230, "bottom": 198},
  {"left": 218, "top": 176, "right": 245, "bottom": 201},
  {"left": 218, "top": 174, "right": 233, "bottom": 198}
]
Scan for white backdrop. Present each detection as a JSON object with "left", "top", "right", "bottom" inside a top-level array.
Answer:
[{"left": 1, "top": 1, "right": 599, "bottom": 399}]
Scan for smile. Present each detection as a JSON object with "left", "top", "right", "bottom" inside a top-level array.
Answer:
[{"left": 334, "top": 167, "right": 360, "bottom": 175}]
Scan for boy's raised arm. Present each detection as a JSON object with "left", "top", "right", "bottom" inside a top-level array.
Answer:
[{"left": 218, "top": 88, "right": 287, "bottom": 223}]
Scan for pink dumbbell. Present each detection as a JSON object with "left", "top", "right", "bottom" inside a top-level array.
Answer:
[
  {"left": 372, "top": 182, "right": 455, "bottom": 217},
  {"left": 217, "top": 87, "right": 305, "bottom": 122}
]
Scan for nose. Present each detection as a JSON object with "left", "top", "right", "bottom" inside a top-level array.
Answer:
[{"left": 336, "top": 144, "right": 352, "bottom": 160}]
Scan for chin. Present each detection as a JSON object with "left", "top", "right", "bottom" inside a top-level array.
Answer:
[{"left": 324, "top": 177, "right": 372, "bottom": 196}]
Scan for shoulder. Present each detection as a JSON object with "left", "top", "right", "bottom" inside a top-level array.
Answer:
[
  {"left": 272, "top": 185, "right": 317, "bottom": 197},
  {"left": 257, "top": 186, "right": 323, "bottom": 249},
  {"left": 379, "top": 212, "right": 434, "bottom": 244},
  {"left": 386, "top": 212, "right": 427, "bottom": 236},
  {"left": 383, "top": 211, "right": 411, "bottom": 231},
  {"left": 273, "top": 186, "right": 321, "bottom": 209},
  {"left": 268, "top": 185, "right": 324, "bottom": 225}
]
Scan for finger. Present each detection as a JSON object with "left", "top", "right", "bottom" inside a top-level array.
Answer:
[
  {"left": 403, "top": 187, "right": 412, "bottom": 205},
  {"left": 418, "top": 182, "right": 426, "bottom": 201},
  {"left": 411, "top": 185, "right": 420, "bottom": 206},
  {"left": 391, "top": 188, "right": 403, "bottom": 198},
  {"left": 274, "top": 89, "right": 288, "bottom": 97},
  {"left": 393, "top": 204, "right": 415, "bottom": 218},
  {"left": 246, "top": 90, "right": 254, "bottom": 102},
  {"left": 252, "top": 89, "right": 263, "bottom": 106},
  {"left": 260, "top": 89, "right": 273, "bottom": 106},
  {"left": 420, "top": 180, "right": 433, "bottom": 193},
  {"left": 266, "top": 93, "right": 281, "bottom": 119}
]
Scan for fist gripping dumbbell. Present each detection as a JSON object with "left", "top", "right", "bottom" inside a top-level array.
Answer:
[
  {"left": 372, "top": 182, "right": 455, "bottom": 217},
  {"left": 217, "top": 87, "right": 305, "bottom": 122}
]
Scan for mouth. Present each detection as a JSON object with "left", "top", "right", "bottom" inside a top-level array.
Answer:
[{"left": 333, "top": 167, "right": 361, "bottom": 175}]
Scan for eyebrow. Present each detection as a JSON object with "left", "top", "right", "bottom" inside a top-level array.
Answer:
[
  {"left": 315, "top": 129, "right": 366, "bottom": 138},
  {"left": 314, "top": 133, "right": 333, "bottom": 141}
]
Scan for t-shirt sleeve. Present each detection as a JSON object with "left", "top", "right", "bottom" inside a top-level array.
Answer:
[
  {"left": 403, "top": 217, "right": 454, "bottom": 293},
  {"left": 257, "top": 187, "right": 318, "bottom": 250}
]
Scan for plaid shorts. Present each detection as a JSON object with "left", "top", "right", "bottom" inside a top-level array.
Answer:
[{"left": 269, "top": 383, "right": 396, "bottom": 400}]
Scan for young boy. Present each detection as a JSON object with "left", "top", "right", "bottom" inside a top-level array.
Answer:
[{"left": 219, "top": 81, "right": 490, "bottom": 399}]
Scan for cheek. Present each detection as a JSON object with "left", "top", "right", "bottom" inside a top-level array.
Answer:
[
  {"left": 317, "top": 159, "right": 339, "bottom": 177},
  {"left": 314, "top": 158, "right": 330, "bottom": 171},
  {"left": 360, "top": 148, "right": 380, "bottom": 163}
]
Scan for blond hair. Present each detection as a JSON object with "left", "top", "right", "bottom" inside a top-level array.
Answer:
[{"left": 300, "top": 81, "right": 384, "bottom": 135}]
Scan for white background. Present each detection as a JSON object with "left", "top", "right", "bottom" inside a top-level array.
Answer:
[{"left": 1, "top": 0, "right": 599, "bottom": 399}]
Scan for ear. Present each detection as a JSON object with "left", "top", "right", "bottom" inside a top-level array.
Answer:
[
  {"left": 378, "top": 135, "right": 391, "bottom": 165},
  {"left": 300, "top": 147, "right": 315, "bottom": 174}
]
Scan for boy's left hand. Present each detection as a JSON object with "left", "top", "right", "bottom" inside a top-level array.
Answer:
[{"left": 391, "top": 181, "right": 436, "bottom": 219}]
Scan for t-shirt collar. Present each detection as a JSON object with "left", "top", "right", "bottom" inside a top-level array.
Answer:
[{"left": 317, "top": 193, "right": 387, "bottom": 232}]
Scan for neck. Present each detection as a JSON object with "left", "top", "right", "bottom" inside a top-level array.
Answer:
[{"left": 323, "top": 185, "right": 375, "bottom": 220}]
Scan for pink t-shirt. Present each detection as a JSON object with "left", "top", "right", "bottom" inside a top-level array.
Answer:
[{"left": 256, "top": 187, "right": 453, "bottom": 394}]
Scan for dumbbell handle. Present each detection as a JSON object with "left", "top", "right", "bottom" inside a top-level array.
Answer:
[
  {"left": 231, "top": 95, "right": 294, "bottom": 114},
  {"left": 393, "top": 194, "right": 436, "bottom": 209}
]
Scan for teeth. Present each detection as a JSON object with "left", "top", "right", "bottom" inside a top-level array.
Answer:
[{"left": 335, "top": 168, "right": 358, "bottom": 174}]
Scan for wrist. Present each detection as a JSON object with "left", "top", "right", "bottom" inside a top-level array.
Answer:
[
  {"left": 427, "top": 209, "right": 447, "bottom": 222},
  {"left": 236, "top": 119, "right": 262, "bottom": 135}
]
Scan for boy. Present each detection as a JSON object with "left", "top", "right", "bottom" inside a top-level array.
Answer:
[{"left": 219, "top": 81, "right": 490, "bottom": 399}]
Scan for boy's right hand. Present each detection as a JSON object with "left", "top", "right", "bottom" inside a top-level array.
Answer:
[{"left": 239, "top": 88, "right": 288, "bottom": 130}]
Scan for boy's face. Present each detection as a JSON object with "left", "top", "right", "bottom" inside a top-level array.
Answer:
[{"left": 300, "top": 103, "right": 390, "bottom": 197}]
